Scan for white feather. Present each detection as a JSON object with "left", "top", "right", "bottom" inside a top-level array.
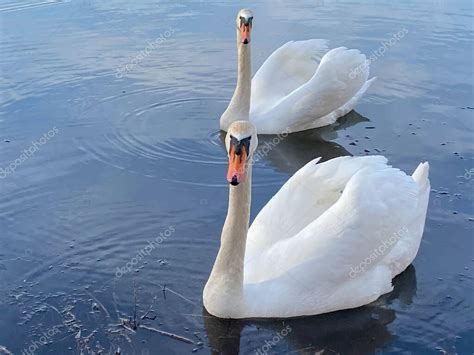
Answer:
[
  {"left": 249, "top": 41, "right": 375, "bottom": 134},
  {"left": 239, "top": 156, "right": 430, "bottom": 318}
]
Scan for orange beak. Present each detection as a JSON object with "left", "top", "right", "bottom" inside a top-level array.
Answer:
[
  {"left": 240, "top": 24, "right": 251, "bottom": 44},
  {"left": 227, "top": 145, "right": 248, "bottom": 186}
]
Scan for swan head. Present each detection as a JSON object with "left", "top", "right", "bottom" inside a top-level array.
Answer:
[
  {"left": 236, "top": 9, "right": 253, "bottom": 44},
  {"left": 225, "top": 121, "right": 258, "bottom": 186}
]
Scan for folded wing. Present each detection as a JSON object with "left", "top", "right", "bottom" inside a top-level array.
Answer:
[
  {"left": 245, "top": 156, "right": 421, "bottom": 285},
  {"left": 251, "top": 39, "right": 329, "bottom": 116}
]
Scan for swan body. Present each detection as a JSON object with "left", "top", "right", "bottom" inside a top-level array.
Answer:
[
  {"left": 203, "top": 121, "right": 430, "bottom": 319},
  {"left": 219, "top": 10, "right": 376, "bottom": 134},
  {"left": 250, "top": 41, "right": 375, "bottom": 133}
]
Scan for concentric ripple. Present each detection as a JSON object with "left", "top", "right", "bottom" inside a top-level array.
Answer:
[{"left": 75, "top": 89, "right": 287, "bottom": 187}]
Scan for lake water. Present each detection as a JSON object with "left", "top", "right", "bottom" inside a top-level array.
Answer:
[{"left": 0, "top": 0, "right": 473, "bottom": 354}]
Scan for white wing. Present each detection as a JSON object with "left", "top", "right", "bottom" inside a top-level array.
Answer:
[
  {"left": 245, "top": 155, "right": 421, "bottom": 282},
  {"left": 250, "top": 46, "right": 375, "bottom": 134},
  {"left": 241, "top": 156, "right": 429, "bottom": 318},
  {"left": 251, "top": 39, "right": 329, "bottom": 116},
  {"left": 245, "top": 155, "right": 390, "bottom": 265}
]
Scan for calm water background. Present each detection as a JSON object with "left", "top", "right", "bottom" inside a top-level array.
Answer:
[{"left": 0, "top": 0, "right": 473, "bottom": 354}]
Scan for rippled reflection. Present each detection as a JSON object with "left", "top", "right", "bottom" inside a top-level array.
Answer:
[{"left": 253, "top": 110, "right": 369, "bottom": 174}]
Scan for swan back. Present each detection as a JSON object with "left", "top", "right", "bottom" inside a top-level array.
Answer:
[
  {"left": 205, "top": 153, "right": 430, "bottom": 318},
  {"left": 242, "top": 156, "right": 430, "bottom": 318},
  {"left": 250, "top": 43, "right": 375, "bottom": 134}
]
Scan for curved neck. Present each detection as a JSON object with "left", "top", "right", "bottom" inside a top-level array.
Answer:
[
  {"left": 220, "top": 39, "right": 251, "bottom": 130},
  {"left": 204, "top": 162, "right": 252, "bottom": 316}
]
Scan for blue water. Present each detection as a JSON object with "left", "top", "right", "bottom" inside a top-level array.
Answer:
[{"left": 0, "top": 0, "right": 472, "bottom": 354}]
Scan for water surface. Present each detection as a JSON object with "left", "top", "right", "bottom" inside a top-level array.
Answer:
[{"left": 0, "top": 0, "right": 473, "bottom": 354}]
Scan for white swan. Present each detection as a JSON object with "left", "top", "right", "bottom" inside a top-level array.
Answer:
[
  {"left": 203, "top": 120, "right": 430, "bottom": 318},
  {"left": 220, "top": 9, "right": 376, "bottom": 134}
]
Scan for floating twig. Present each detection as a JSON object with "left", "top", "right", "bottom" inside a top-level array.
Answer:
[
  {"left": 139, "top": 325, "right": 194, "bottom": 344},
  {"left": 119, "top": 318, "right": 137, "bottom": 333}
]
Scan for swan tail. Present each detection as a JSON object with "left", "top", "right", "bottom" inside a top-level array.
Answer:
[{"left": 412, "top": 162, "right": 430, "bottom": 190}]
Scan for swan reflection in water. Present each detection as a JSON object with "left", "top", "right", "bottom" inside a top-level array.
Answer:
[
  {"left": 219, "top": 110, "right": 369, "bottom": 175},
  {"left": 203, "top": 265, "right": 417, "bottom": 354}
]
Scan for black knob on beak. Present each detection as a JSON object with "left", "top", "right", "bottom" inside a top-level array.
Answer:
[{"left": 230, "top": 175, "right": 239, "bottom": 186}]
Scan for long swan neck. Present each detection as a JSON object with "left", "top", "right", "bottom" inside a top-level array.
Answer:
[
  {"left": 235, "top": 42, "right": 251, "bottom": 115},
  {"left": 213, "top": 164, "right": 252, "bottom": 284},
  {"left": 203, "top": 162, "right": 252, "bottom": 316},
  {"left": 219, "top": 40, "right": 251, "bottom": 130}
]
